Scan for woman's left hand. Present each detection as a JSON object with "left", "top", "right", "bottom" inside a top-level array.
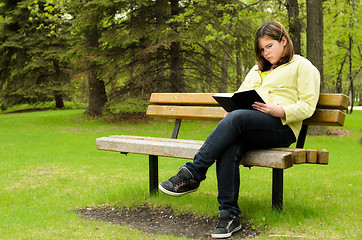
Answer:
[{"left": 252, "top": 102, "right": 286, "bottom": 118}]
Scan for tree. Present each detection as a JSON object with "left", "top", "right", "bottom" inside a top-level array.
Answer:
[
  {"left": 26, "top": 0, "right": 72, "bottom": 108},
  {"left": 324, "top": 0, "right": 362, "bottom": 109},
  {"left": 306, "top": 0, "right": 324, "bottom": 91},
  {"left": 69, "top": 0, "right": 112, "bottom": 116},
  {"left": 98, "top": 0, "right": 189, "bottom": 102},
  {"left": 168, "top": 0, "right": 260, "bottom": 92},
  {"left": 346, "top": 0, "right": 361, "bottom": 113},
  {"left": 0, "top": 0, "right": 25, "bottom": 109},
  {"left": 0, "top": 0, "right": 71, "bottom": 109},
  {"left": 286, "top": 0, "right": 302, "bottom": 55},
  {"left": 1, "top": 0, "right": 360, "bottom": 114},
  {"left": 169, "top": 0, "right": 185, "bottom": 92}
]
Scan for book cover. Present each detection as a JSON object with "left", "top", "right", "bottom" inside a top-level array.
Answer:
[{"left": 212, "top": 90, "right": 265, "bottom": 112}]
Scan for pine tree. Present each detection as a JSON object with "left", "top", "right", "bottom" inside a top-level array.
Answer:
[{"left": 0, "top": 0, "right": 71, "bottom": 109}]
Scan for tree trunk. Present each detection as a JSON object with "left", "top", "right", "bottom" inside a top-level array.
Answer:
[
  {"left": 348, "top": 35, "right": 354, "bottom": 113},
  {"left": 54, "top": 91, "right": 64, "bottom": 109},
  {"left": 286, "top": 0, "right": 302, "bottom": 55},
  {"left": 169, "top": 0, "right": 185, "bottom": 92},
  {"left": 347, "top": 0, "right": 357, "bottom": 113},
  {"left": 336, "top": 51, "right": 348, "bottom": 93},
  {"left": 87, "top": 65, "right": 107, "bottom": 116},
  {"left": 203, "top": 42, "right": 213, "bottom": 92},
  {"left": 155, "top": 0, "right": 168, "bottom": 24},
  {"left": 306, "top": 0, "right": 324, "bottom": 91},
  {"left": 235, "top": 41, "right": 242, "bottom": 88},
  {"left": 219, "top": 38, "right": 230, "bottom": 93},
  {"left": 169, "top": 41, "right": 185, "bottom": 92},
  {"left": 84, "top": 20, "right": 107, "bottom": 116},
  {"left": 155, "top": 0, "right": 168, "bottom": 92}
]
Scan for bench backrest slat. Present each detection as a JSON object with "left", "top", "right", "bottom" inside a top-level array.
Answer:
[
  {"left": 146, "top": 93, "right": 349, "bottom": 126},
  {"left": 149, "top": 93, "right": 217, "bottom": 106},
  {"left": 317, "top": 94, "right": 349, "bottom": 110},
  {"left": 304, "top": 109, "right": 346, "bottom": 126},
  {"left": 147, "top": 105, "right": 225, "bottom": 120}
]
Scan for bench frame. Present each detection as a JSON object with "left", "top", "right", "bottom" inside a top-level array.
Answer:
[{"left": 97, "top": 93, "right": 349, "bottom": 210}]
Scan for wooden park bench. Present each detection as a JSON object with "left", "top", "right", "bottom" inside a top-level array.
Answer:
[{"left": 96, "top": 93, "right": 349, "bottom": 209}]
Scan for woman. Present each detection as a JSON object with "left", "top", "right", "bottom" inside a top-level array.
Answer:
[{"left": 159, "top": 21, "right": 320, "bottom": 239}]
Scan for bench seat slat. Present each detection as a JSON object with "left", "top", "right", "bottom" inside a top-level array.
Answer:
[
  {"left": 108, "top": 136, "right": 328, "bottom": 165},
  {"left": 242, "top": 150, "right": 293, "bottom": 169},
  {"left": 270, "top": 148, "right": 328, "bottom": 164},
  {"left": 97, "top": 135, "right": 292, "bottom": 169},
  {"left": 97, "top": 136, "right": 202, "bottom": 159},
  {"left": 96, "top": 136, "right": 329, "bottom": 169},
  {"left": 109, "top": 135, "right": 203, "bottom": 145},
  {"left": 270, "top": 148, "right": 306, "bottom": 164}
]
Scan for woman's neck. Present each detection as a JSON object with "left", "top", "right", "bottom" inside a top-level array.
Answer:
[{"left": 267, "top": 65, "right": 277, "bottom": 72}]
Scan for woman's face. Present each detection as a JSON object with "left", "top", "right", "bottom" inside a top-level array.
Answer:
[{"left": 259, "top": 37, "right": 286, "bottom": 65}]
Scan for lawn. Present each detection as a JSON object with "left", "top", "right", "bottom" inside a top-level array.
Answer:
[{"left": 0, "top": 109, "right": 361, "bottom": 239}]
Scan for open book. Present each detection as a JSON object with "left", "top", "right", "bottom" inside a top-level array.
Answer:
[{"left": 212, "top": 90, "right": 265, "bottom": 112}]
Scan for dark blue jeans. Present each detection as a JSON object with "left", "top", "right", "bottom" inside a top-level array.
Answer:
[{"left": 185, "top": 109, "right": 296, "bottom": 216}]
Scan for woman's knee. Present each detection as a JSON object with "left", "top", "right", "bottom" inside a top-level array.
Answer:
[{"left": 223, "top": 109, "right": 262, "bottom": 129}]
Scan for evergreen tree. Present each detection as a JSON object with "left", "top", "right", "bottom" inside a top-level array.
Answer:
[
  {"left": 0, "top": 0, "right": 30, "bottom": 109},
  {"left": 68, "top": 0, "right": 112, "bottom": 116},
  {"left": 0, "top": 0, "right": 71, "bottom": 109}
]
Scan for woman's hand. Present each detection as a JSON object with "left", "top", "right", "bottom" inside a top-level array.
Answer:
[{"left": 252, "top": 102, "right": 286, "bottom": 118}]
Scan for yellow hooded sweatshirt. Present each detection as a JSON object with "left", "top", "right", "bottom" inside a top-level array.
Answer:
[{"left": 237, "top": 55, "right": 320, "bottom": 139}]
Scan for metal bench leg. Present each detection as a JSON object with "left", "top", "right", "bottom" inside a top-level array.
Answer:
[
  {"left": 272, "top": 168, "right": 283, "bottom": 210},
  {"left": 149, "top": 155, "right": 159, "bottom": 195}
]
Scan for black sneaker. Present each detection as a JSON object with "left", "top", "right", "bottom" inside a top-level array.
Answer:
[
  {"left": 158, "top": 166, "right": 200, "bottom": 196},
  {"left": 211, "top": 211, "right": 242, "bottom": 238}
]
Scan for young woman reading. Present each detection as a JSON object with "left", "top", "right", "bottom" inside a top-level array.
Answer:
[{"left": 159, "top": 21, "right": 320, "bottom": 239}]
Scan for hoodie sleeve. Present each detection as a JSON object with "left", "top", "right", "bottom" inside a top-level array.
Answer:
[
  {"left": 237, "top": 65, "right": 261, "bottom": 92},
  {"left": 281, "top": 60, "right": 320, "bottom": 125}
]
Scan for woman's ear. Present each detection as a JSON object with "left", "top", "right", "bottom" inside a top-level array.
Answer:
[{"left": 281, "top": 36, "right": 287, "bottom": 47}]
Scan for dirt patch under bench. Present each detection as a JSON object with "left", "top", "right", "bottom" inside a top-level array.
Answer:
[{"left": 77, "top": 204, "right": 260, "bottom": 239}]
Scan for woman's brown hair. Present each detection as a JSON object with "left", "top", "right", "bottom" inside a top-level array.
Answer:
[{"left": 254, "top": 21, "right": 294, "bottom": 71}]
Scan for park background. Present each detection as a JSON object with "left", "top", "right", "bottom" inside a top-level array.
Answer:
[
  {"left": 0, "top": 0, "right": 361, "bottom": 115},
  {"left": 1, "top": 0, "right": 361, "bottom": 239}
]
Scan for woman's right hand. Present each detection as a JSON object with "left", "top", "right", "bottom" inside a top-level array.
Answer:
[{"left": 252, "top": 102, "right": 286, "bottom": 118}]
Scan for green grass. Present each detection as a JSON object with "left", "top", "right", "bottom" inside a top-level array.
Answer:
[
  {"left": 0, "top": 101, "right": 87, "bottom": 114},
  {"left": 0, "top": 109, "right": 361, "bottom": 239}
]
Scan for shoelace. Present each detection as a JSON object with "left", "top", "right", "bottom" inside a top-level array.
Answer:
[
  {"left": 168, "top": 174, "right": 188, "bottom": 190},
  {"left": 215, "top": 216, "right": 233, "bottom": 229}
]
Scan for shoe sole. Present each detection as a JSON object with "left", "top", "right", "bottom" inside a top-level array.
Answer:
[
  {"left": 158, "top": 184, "right": 199, "bottom": 197},
  {"left": 211, "top": 224, "right": 242, "bottom": 239}
]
